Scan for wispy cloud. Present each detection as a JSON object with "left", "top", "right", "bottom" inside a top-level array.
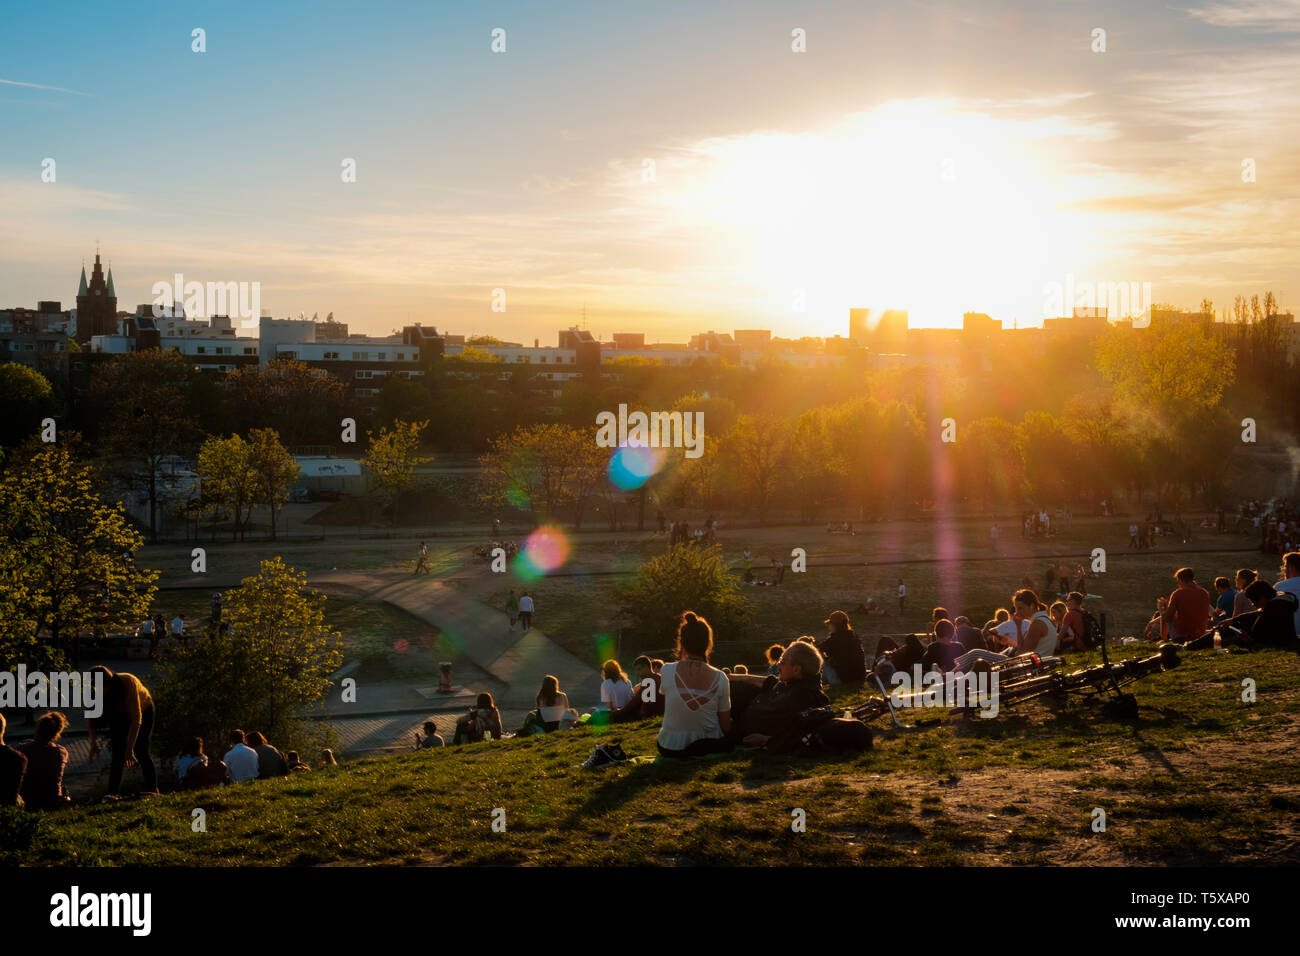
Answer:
[
  {"left": 0, "top": 77, "right": 88, "bottom": 96},
  {"left": 1188, "top": 0, "right": 1300, "bottom": 30}
]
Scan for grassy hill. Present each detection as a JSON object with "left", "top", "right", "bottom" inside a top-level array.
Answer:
[{"left": 6, "top": 646, "right": 1298, "bottom": 867}]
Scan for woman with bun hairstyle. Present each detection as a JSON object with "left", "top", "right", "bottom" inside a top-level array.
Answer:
[{"left": 657, "top": 611, "right": 733, "bottom": 758}]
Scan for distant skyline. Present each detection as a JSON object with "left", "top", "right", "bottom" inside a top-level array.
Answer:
[{"left": 2, "top": 0, "right": 1298, "bottom": 340}]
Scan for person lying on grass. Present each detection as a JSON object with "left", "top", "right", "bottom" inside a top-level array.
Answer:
[{"left": 725, "top": 641, "right": 829, "bottom": 749}]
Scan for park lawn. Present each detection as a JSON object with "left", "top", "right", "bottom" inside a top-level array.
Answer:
[
  {"left": 9, "top": 646, "right": 1297, "bottom": 867},
  {"left": 478, "top": 538, "right": 1262, "bottom": 670}
]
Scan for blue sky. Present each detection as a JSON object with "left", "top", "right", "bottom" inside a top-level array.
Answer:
[{"left": 2, "top": 0, "right": 1298, "bottom": 339}]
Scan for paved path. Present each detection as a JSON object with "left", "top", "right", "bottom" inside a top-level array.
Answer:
[{"left": 168, "top": 567, "right": 602, "bottom": 710}]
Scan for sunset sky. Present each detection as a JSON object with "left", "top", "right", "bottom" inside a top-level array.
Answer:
[{"left": 2, "top": 0, "right": 1298, "bottom": 340}]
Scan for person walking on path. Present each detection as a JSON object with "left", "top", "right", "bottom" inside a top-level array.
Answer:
[
  {"left": 505, "top": 589, "right": 519, "bottom": 629},
  {"left": 518, "top": 591, "right": 535, "bottom": 632},
  {"left": 415, "top": 541, "right": 429, "bottom": 575},
  {"left": 897, "top": 579, "right": 907, "bottom": 615}
]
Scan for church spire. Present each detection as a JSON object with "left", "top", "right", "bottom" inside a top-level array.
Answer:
[
  {"left": 78, "top": 263, "right": 88, "bottom": 297},
  {"left": 106, "top": 265, "right": 115, "bottom": 298}
]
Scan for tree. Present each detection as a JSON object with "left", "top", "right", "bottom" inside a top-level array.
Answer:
[
  {"left": 360, "top": 419, "right": 431, "bottom": 526},
  {"left": 0, "top": 364, "right": 56, "bottom": 449},
  {"left": 720, "top": 415, "right": 791, "bottom": 523},
  {"left": 224, "top": 359, "right": 349, "bottom": 447},
  {"left": 248, "top": 428, "right": 300, "bottom": 541},
  {"left": 1095, "top": 322, "right": 1234, "bottom": 425},
  {"left": 478, "top": 424, "right": 607, "bottom": 528},
  {"left": 152, "top": 557, "right": 342, "bottom": 760},
  {"left": 89, "top": 350, "right": 201, "bottom": 541},
  {"left": 197, "top": 434, "right": 259, "bottom": 541},
  {"left": 0, "top": 442, "right": 157, "bottom": 671},
  {"left": 616, "top": 544, "right": 752, "bottom": 648}
]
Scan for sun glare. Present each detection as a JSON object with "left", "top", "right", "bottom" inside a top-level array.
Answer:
[{"left": 654, "top": 100, "right": 1088, "bottom": 331}]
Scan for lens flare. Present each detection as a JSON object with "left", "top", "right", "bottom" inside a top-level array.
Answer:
[
  {"left": 608, "top": 444, "right": 667, "bottom": 490},
  {"left": 517, "top": 526, "right": 571, "bottom": 579}
]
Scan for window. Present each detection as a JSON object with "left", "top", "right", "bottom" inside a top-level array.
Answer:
[
  {"left": 243, "top": 346, "right": 256, "bottom": 355},
  {"left": 355, "top": 387, "right": 380, "bottom": 397},
  {"left": 540, "top": 356, "right": 548, "bottom": 363},
  {"left": 323, "top": 351, "right": 340, "bottom": 359},
  {"left": 196, "top": 346, "right": 206, "bottom": 354},
  {"left": 377, "top": 352, "right": 386, "bottom": 360},
  {"left": 396, "top": 352, "right": 405, "bottom": 360},
  {"left": 352, "top": 351, "right": 369, "bottom": 361},
  {"left": 355, "top": 369, "right": 373, "bottom": 380},
  {"left": 281, "top": 350, "right": 296, "bottom": 359}
]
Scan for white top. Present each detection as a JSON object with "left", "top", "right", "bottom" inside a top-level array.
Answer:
[
  {"left": 538, "top": 692, "right": 568, "bottom": 723},
  {"left": 600, "top": 677, "right": 634, "bottom": 710},
  {"left": 224, "top": 743, "right": 260, "bottom": 783},
  {"left": 1022, "top": 611, "right": 1058, "bottom": 656},
  {"left": 898, "top": 584, "right": 907, "bottom": 596},
  {"left": 518, "top": 595, "right": 535, "bottom": 613},
  {"left": 658, "top": 661, "right": 731, "bottom": 751}
]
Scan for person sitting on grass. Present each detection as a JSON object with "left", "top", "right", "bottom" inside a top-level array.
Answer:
[
  {"left": 817, "top": 610, "right": 866, "bottom": 684},
  {"left": 599, "top": 660, "right": 635, "bottom": 712},
  {"left": 286, "top": 750, "right": 312, "bottom": 772},
  {"left": 534, "top": 676, "right": 572, "bottom": 732},
  {"left": 1213, "top": 576, "right": 1237, "bottom": 620},
  {"left": 224, "top": 730, "right": 259, "bottom": 784},
  {"left": 953, "top": 616, "right": 987, "bottom": 652},
  {"left": 16, "top": 712, "right": 72, "bottom": 810},
  {"left": 247, "top": 731, "right": 288, "bottom": 779},
  {"left": 726, "top": 641, "right": 830, "bottom": 748},
  {"left": 1056, "top": 592, "right": 1088, "bottom": 653},
  {"left": 454, "top": 693, "right": 504, "bottom": 744},
  {"left": 174, "top": 736, "right": 208, "bottom": 786},
  {"left": 658, "top": 611, "right": 732, "bottom": 758},
  {"left": 319, "top": 749, "right": 338, "bottom": 768},
  {"left": 416, "top": 720, "right": 445, "bottom": 749},
  {"left": 920, "top": 619, "right": 964, "bottom": 672},
  {"left": 1242, "top": 580, "right": 1300, "bottom": 648},
  {"left": 954, "top": 589, "right": 1058, "bottom": 669},
  {"left": 765, "top": 644, "right": 784, "bottom": 677},
  {"left": 613, "top": 656, "right": 664, "bottom": 723},
  {"left": 182, "top": 741, "right": 232, "bottom": 790}
]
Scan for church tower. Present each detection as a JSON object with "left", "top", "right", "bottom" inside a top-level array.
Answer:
[{"left": 75, "top": 248, "right": 118, "bottom": 344}]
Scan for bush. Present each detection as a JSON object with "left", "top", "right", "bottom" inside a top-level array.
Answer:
[{"left": 617, "top": 544, "right": 752, "bottom": 648}]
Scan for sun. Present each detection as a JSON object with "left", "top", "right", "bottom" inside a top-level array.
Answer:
[{"left": 655, "top": 99, "right": 1088, "bottom": 331}]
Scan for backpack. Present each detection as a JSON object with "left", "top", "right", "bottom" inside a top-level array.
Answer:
[
  {"left": 1080, "top": 610, "right": 1104, "bottom": 649},
  {"left": 766, "top": 707, "right": 873, "bottom": 756},
  {"left": 518, "top": 711, "right": 548, "bottom": 736}
]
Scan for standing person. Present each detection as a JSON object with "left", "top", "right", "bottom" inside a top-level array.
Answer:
[
  {"left": 518, "top": 591, "right": 535, "bottom": 632},
  {"left": 771, "top": 557, "right": 785, "bottom": 585},
  {"left": 817, "top": 610, "right": 866, "bottom": 684},
  {"left": 224, "top": 730, "right": 260, "bottom": 784},
  {"left": 1162, "top": 568, "right": 1212, "bottom": 645},
  {"left": 86, "top": 666, "right": 157, "bottom": 797},
  {"left": 505, "top": 589, "right": 519, "bottom": 629},
  {"left": 897, "top": 579, "right": 907, "bottom": 615},
  {"left": 658, "top": 612, "right": 732, "bottom": 758},
  {"left": 170, "top": 613, "right": 184, "bottom": 640},
  {"left": 210, "top": 591, "right": 223, "bottom": 624},
  {"left": 741, "top": 547, "right": 754, "bottom": 583},
  {"left": 0, "top": 714, "right": 28, "bottom": 807},
  {"left": 415, "top": 541, "right": 429, "bottom": 575},
  {"left": 152, "top": 613, "right": 166, "bottom": 644},
  {"left": 1129, "top": 522, "right": 1139, "bottom": 549},
  {"left": 17, "top": 712, "right": 71, "bottom": 809},
  {"left": 1272, "top": 551, "right": 1300, "bottom": 633}
]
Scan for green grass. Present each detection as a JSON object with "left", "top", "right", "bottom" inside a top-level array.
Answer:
[{"left": 11, "top": 646, "right": 1298, "bottom": 867}]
